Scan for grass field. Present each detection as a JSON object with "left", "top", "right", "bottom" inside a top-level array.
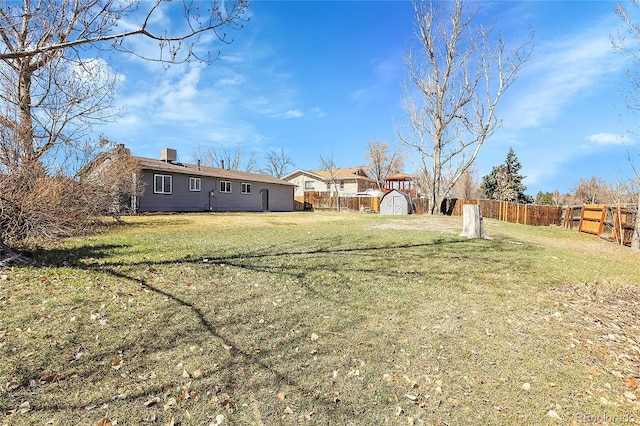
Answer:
[{"left": 1, "top": 212, "right": 639, "bottom": 425}]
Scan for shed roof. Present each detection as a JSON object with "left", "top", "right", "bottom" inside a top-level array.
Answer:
[{"left": 381, "top": 188, "right": 413, "bottom": 201}]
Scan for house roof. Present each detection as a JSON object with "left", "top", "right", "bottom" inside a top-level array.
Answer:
[
  {"left": 135, "top": 157, "right": 295, "bottom": 186},
  {"left": 283, "top": 167, "right": 376, "bottom": 183},
  {"left": 309, "top": 166, "right": 370, "bottom": 179}
]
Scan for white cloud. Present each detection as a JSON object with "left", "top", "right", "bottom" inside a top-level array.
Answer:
[
  {"left": 153, "top": 65, "right": 206, "bottom": 121},
  {"left": 504, "top": 19, "right": 629, "bottom": 129},
  {"left": 217, "top": 74, "right": 245, "bottom": 86},
  {"left": 312, "top": 107, "right": 326, "bottom": 118},
  {"left": 587, "top": 132, "right": 634, "bottom": 145},
  {"left": 73, "top": 57, "right": 124, "bottom": 85},
  {"left": 285, "top": 109, "right": 304, "bottom": 118}
]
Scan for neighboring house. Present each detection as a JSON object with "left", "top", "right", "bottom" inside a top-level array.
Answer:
[
  {"left": 85, "top": 147, "right": 295, "bottom": 213},
  {"left": 283, "top": 167, "right": 378, "bottom": 202}
]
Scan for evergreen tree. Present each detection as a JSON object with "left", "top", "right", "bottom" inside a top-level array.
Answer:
[
  {"left": 481, "top": 147, "right": 532, "bottom": 203},
  {"left": 535, "top": 191, "right": 556, "bottom": 205}
]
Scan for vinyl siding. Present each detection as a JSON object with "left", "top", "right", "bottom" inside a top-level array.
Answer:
[{"left": 138, "top": 171, "right": 294, "bottom": 212}]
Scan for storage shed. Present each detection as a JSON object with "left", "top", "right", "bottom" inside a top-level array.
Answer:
[{"left": 379, "top": 189, "right": 414, "bottom": 215}]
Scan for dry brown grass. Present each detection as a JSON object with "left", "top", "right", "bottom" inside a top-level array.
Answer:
[{"left": 1, "top": 213, "right": 639, "bottom": 425}]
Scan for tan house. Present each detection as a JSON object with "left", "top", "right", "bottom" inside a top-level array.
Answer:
[{"left": 283, "top": 167, "right": 378, "bottom": 202}]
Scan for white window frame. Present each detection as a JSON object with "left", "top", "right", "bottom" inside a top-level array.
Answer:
[
  {"left": 154, "top": 174, "right": 172, "bottom": 194},
  {"left": 241, "top": 182, "right": 251, "bottom": 194},
  {"left": 304, "top": 181, "right": 315, "bottom": 191},
  {"left": 220, "top": 180, "right": 232, "bottom": 193},
  {"left": 189, "top": 177, "right": 201, "bottom": 192}
]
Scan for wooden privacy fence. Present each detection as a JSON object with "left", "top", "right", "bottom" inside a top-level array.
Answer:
[
  {"left": 296, "top": 192, "right": 380, "bottom": 212},
  {"left": 562, "top": 204, "right": 637, "bottom": 245},
  {"left": 297, "top": 194, "right": 638, "bottom": 246},
  {"left": 447, "top": 199, "right": 564, "bottom": 227}
]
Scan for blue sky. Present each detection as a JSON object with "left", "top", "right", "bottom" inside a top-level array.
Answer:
[{"left": 95, "top": 0, "right": 640, "bottom": 196}]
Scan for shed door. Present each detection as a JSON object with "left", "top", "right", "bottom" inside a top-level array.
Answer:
[
  {"left": 261, "top": 189, "right": 269, "bottom": 211},
  {"left": 393, "top": 195, "right": 405, "bottom": 215}
]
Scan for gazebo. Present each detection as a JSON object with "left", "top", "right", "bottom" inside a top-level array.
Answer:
[{"left": 384, "top": 173, "right": 416, "bottom": 198}]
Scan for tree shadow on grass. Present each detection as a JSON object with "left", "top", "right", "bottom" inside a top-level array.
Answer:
[
  {"left": 24, "top": 244, "right": 132, "bottom": 267},
  {"left": 2, "top": 236, "right": 516, "bottom": 423}
]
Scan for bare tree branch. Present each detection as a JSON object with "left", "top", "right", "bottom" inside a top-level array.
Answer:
[
  {"left": 205, "top": 144, "right": 259, "bottom": 172},
  {"left": 262, "top": 148, "right": 295, "bottom": 178},
  {"left": 613, "top": 0, "right": 640, "bottom": 249},
  {"left": 398, "top": 0, "right": 533, "bottom": 214},
  {"left": 319, "top": 153, "right": 340, "bottom": 211},
  {"left": 0, "top": 0, "right": 249, "bottom": 252},
  {"left": 364, "top": 140, "right": 405, "bottom": 189}
]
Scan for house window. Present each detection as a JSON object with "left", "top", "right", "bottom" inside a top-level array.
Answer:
[
  {"left": 304, "top": 181, "right": 315, "bottom": 190},
  {"left": 154, "top": 174, "right": 172, "bottom": 194},
  {"left": 340, "top": 180, "right": 345, "bottom": 189},
  {"left": 241, "top": 183, "right": 251, "bottom": 194},
  {"left": 326, "top": 182, "right": 331, "bottom": 191},
  {"left": 189, "top": 177, "right": 201, "bottom": 192},
  {"left": 220, "top": 180, "right": 232, "bottom": 193}
]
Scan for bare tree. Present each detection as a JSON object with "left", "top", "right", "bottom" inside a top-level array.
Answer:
[
  {"left": 398, "top": 0, "right": 533, "bottom": 214},
  {"left": 364, "top": 140, "right": 405, "bottom": 189},
  {"left": 205, "top": 144, "right": 259, "bottom": 172},
  {"left": 0, "top": 0, "right": 249, "bottom": 174},
  {"left": 79, "top": 142, "right": 145, "bottom": 217},
  {"left": 450, "top": 167, "right": 481, "bottom": 199},
  {"left": 0, "top": 0, "right": 249, "bottom": 255},
  {"left": 625, "top": 151, "right": 640, "bottom": 249},
  {"left": 613, "top": 0, "right": 640, "bottom": 249},
  {"left": 571, "top": 175, "right": 614, "bottom": 204},
  {"left": 262, "top": 148, "right": 295, "bottom": 178},
  {"left": 319, "top": 153, "right": 340, "bottom": 211}
]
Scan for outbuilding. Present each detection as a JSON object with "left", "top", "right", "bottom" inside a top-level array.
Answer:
[{"left": 379, "top": 189, "right": 414, "bottom": 215}]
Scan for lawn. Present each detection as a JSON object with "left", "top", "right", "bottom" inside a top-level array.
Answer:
[{"left": 1, "top": 212, "right": 639, "bottom": 425}]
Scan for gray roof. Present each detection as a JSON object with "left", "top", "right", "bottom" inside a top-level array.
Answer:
[{"left": 135, "top": 157, "right": 295, "bottom": 186}]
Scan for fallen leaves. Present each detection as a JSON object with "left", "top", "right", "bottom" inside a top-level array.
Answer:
[
  {"left": 5, "top": 379, "right": 20, "bottom": 391},
  {"left": 551, "top": 283, "right": 640, "bottom": 406},
  {"left": 209, "top": 414, "right": 225, "bottom": 426},
  {"left": 144, "top": 397, "right": 160, "bottom": 407},
  {"left": 5, "top": 401, "right": 30, "bottom": 416},
  {"left": 547, "top": 409, "right": 561, "bottom": 420},
  {"left": 17, "top": 401, "right": 30, "bottom": 414},
  {"left": 111, "top": 357, "right": 123, "bottom": 370}
]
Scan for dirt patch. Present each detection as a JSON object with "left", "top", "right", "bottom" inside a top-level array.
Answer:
[{"left": 371, "top": 216, "right": 461, "bottom": 234}]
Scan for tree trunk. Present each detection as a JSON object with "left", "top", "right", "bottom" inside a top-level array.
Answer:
[
  {"left": 460, "top": 204, "right": 485, "bottom": 239},
  {"left": 632, "top": 193, "right": 640, "bottom": 250}
]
